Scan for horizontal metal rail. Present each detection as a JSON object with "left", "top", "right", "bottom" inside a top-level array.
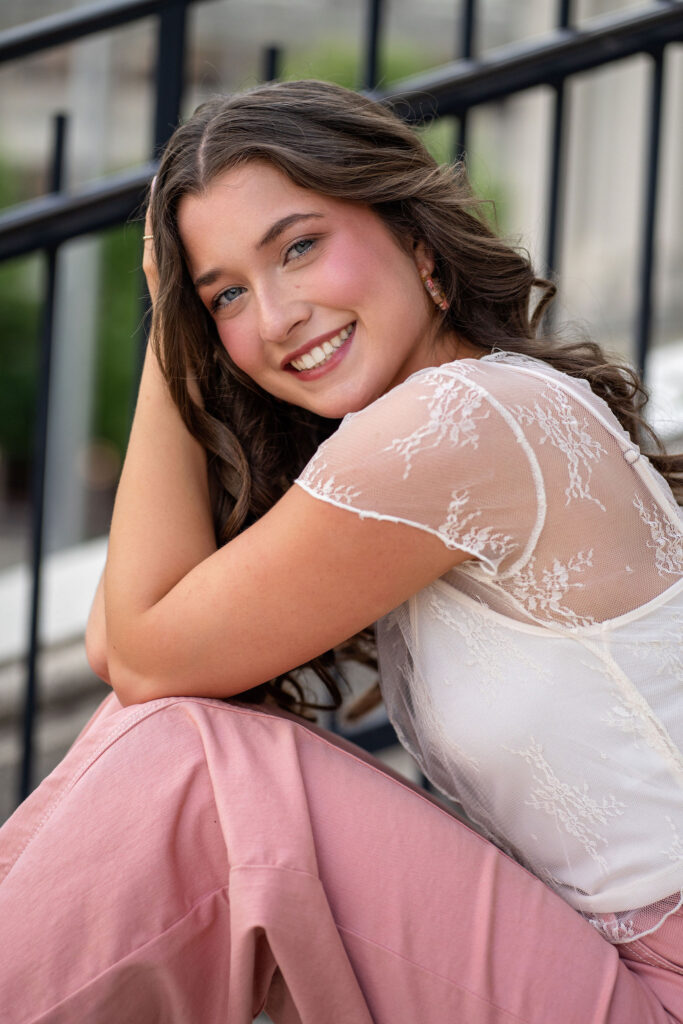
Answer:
[
  {"left": 1, "top": 2, "right": 680, "bottom": 264},
  {"left": 376, "top": 2, "right": 683, "bottom": 119},
  {"left": 0, "top": 163, "right": 155, "bottom": 261},
  {"left": 0, "top": 0, "right": 210, "bottom": 64}
]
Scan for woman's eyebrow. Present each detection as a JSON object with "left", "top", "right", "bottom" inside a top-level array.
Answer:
[
  {"left": 193, "top": 212, "right": 325, "bottom": 290},
  {"left": 257, "top": 212, "right": 324, "bottom": 249}
]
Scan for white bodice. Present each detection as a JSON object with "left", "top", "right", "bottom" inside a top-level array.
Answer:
[{"left": 295, "top": 351, "right": 683, "bottom": 943}]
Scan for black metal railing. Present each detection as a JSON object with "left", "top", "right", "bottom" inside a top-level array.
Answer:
[
  {"left": 1, "top": 0, "right": 202, "bottom": 804},
  {"left": 1, "top": 0, "right": 682, "bottom": 803}
]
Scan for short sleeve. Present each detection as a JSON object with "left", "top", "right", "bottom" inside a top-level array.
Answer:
[{"left": 294, "top": 362, "right": 544, "bottom": 576}]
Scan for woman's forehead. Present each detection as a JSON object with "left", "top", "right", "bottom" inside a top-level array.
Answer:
[
  {"left": 176, "top": 162, "right": 358, "bottom": 281},
  {"left": 177, "top": 161, "right": 372, "bottom": 270},
  {"left": 189, "top": 162, "right": 320, "bottom": 215}
]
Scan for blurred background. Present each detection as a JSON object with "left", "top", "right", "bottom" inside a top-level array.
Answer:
[{"left": 1, "top": 0, "right": 682, "bottom": 822}]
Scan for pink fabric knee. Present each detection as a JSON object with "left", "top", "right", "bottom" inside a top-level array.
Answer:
[{"left": 1, "top": 695, "right": 681, "bottom": 1023}]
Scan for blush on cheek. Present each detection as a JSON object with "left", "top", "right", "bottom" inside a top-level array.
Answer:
[
  {"left": 216, "top": 328, "right": 255, "bottom": 375},
  {"left": 318, "top": 248, "right": 374, "bottom": 299}
]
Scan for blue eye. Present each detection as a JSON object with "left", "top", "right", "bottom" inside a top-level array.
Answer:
[
  {"left": 285, "top": 238, "right": 315, "bottom": 261},
  {"left": 212, "top": 286, "right": 245, "bottom": 311}
]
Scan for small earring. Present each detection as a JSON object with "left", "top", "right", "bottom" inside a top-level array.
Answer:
[{"left": 419, "top": 268, "right": 449, "bottom": 311}]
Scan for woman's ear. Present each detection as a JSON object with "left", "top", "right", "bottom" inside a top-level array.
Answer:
[
  {"left": 413, "top": 240, "right": 450, "bottom": 312},
  {"left": 412, "top": 239, "right": 434, "bottom": 277}
]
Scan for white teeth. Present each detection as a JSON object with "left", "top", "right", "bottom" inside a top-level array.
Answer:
[{"left": 290, "top": 323, "right": 354, "bottom": 372}]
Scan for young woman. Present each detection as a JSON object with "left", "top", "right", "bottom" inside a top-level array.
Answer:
[{"left": 1, "top": 79, "right": 682, "bottom": 1023}]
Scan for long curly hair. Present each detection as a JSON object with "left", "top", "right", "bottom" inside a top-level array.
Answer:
[{"left": 149, "top": 78, "right": 682, "bottom": 716}]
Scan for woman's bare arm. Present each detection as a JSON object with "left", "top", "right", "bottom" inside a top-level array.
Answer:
[
  {"left": 85, "top": 330, "right": 213, "bottom": 691},
  {"left": 106, "top": 466, "right": 470, "bottom": 706},
  {"left": 84, "top": 204, "right": 162, "bottom": 687},
  {"left": 85, "top": 569, "right": 109, "bottom": 684}
]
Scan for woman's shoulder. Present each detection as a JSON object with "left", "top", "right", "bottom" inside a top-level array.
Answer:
[
  {"left": 336, "top": 348, "right": 597, "bottom": 438},
  {"left": 295, "top": 349, "right": 545, "bottom": 575},
  {"left": 428, "top": 349, "right": 637, "bottom": 451}
]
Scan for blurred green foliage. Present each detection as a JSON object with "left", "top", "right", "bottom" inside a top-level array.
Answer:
[
  {"left": 91, "top": 224, "right": 142, "bottom": 455},
  {"left": 282, "top": 39, "right": 442, "bottom": 91},
  {"left": 0, "top": 158, "right": 142, "bottom": 493},
  {"left": 0, "top": 256, "right": 40, "bottom": 468},
  {"left": 281, "top": 41, "right": 508, "bottom": 225},
  {"left": 0, "top": 158, "right": 40, "bottom": 478}
]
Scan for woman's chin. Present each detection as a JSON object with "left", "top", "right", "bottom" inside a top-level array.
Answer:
[{"left": 297, "top": 388, "right": 377, "bottom": 421}]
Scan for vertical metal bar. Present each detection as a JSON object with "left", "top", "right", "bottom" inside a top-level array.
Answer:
[
  {"left": 262, "top": 45, "right": 280, "bottom": 83},
  {"left": 558, "top": 0, "right": 571, "bottom": 30},
  {"left": 153, "top": 0, "right": 188, "bottom": 156},
  {"left": 141, "top": 0, "right": 189, "bottom": 376},
  {"left": 636, "top": 47, "right": 665, "bottom": 377},
  {"left": 544, "top": 0, "right": 573, "bottom": 286},
  {"left": 362, "top": 0, "right": 383, "bottom": 91},
  {"left": 456, "top": 0, "right": 476, "bottom": 156},
  {"left": 18, "top": 113, "right": 67, "bottom": 804},
  {"left": 544, "top": 85, "right": 566, "bottom": 278}
]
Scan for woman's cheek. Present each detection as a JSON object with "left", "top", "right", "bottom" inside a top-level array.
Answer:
[
  {"left": 217, "top": 324, "right": 258, "bottom": 375},
  {"left": 317, "top": 250, "right": 366, "bottom": 299}
]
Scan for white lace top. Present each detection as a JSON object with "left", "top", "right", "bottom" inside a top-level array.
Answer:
[{"left": 295, "top": 351, "right": 683, "bottom": 944}]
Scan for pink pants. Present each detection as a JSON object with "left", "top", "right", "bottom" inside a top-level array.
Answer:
[{"left": 1, "top": 694, "right": 682, "bottom": 1024}]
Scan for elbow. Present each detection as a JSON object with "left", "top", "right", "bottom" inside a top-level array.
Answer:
[
  {"left": 106, "top": 645, "right": 171, "bottom": 707},
  {"left": 85, "top": 628, "right": 111, "bottom": 686},
  {"left": 104, "top": 611, "right": 165, "bottom": 705},
  {"left": 112, "top": 685, "right": 149, "bottom": 708},
  {"left": 108, "top": 660, "right": 157, "bottom": 707}
]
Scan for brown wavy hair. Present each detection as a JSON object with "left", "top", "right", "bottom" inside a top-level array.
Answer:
[{"left": 149, "top": 79, "right": 682, "bottom": 716}]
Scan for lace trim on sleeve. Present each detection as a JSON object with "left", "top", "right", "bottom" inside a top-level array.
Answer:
[{"left": 294, "top": 363, "right": 544, "bottom": 576}]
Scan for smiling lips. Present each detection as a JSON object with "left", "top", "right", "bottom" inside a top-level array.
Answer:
[{"left": 287, "top": 323, "right": 355, "bottom": 372}]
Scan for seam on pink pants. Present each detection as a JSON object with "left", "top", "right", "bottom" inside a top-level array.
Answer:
[
  {"left": 337, "top": 923, "right": 535, "bottom": 1024},
  {"left": 31, "top": 884, "right": 231, "bottom": 1023},
  {"left": 3, "top": 702, "right": 158, "bottom": 878}
]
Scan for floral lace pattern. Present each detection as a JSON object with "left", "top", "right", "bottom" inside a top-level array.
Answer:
[
  {"left": 495, "top": 550, "right": 596, "bottom": 629},
  {"left": 438, "top": 488, "right": 517, "bottom": 560},
  {"left": 629, "top": 613, "right": 683, "bottom": 682},
  {"left": 384, "top": 374, "right": 487, "bottom": 480},
  {"left": 507, "top": 739, "right": 625, "bottom": 871},
  {"left": 571, "top": 640, "right": 683, "bottom": 780},
  {"left": 427, "top": 590, "right": 551, "bottom": 704},
  {"left": 512, "top": 382, "right": 607, "bottom": 510},
  {"left": 588, "top": 914, "right": 639, "bottom": 943},
  {"left": 297, "top": 454, "right": 362, "bottom": 508},
  {"left": 653, "top": 619, "right": 683, "bottom": 682},
  {"left": 633, "top": 495, "right": 683, "bottom": 577},
  {"left": 663, "top": 816, "right": 683, "bottom": 864}
]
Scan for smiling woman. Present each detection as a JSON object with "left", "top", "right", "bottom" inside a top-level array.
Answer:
[
  {"left": 176, "top": 162, "right": 459, "bottom": 418},
  {"left": 1, "top": 80, "right": 683, "bottom": 1024}
]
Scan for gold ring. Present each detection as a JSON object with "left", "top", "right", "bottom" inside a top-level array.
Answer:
[{"left": 142, "top": 234, "right": 153, "bottom": 240}]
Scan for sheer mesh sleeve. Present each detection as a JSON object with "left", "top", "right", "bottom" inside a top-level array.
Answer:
[{"left": 294, "top": 363, "right": 544, "bottom": 576}]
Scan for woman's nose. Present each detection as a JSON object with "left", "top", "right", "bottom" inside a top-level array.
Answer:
[{"left": 256, "top": 286, "right": 311, "bottom": 345}]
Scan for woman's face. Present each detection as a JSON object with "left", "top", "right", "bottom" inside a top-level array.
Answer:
[{"left": 178, "top": 161, "right": 455, "bottom": 418}]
